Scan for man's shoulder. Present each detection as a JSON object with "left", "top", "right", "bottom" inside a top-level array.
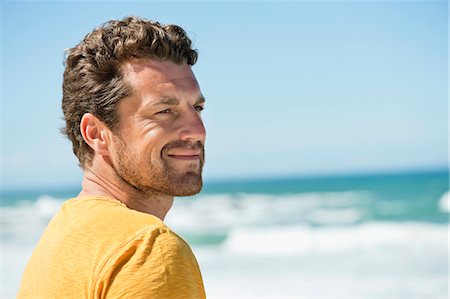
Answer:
[
  {"left": 43, "top": 195, "right": 169, "bottom": 255},
  {"left": 18, "top": 196, "right": 202, "bottom": 298}
]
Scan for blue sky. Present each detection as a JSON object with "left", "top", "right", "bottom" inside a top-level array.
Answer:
[{"left": 1, "top": 1, "right": 448, "bottom": 190}]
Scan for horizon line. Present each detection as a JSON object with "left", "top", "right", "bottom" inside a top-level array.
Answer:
[{"left": 1, "top": 165, "right": 448, "bottom": 194}]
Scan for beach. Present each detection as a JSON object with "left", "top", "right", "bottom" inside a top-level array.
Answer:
[{"left": 2, "top": 169, "right": 448, "bottom": 297}]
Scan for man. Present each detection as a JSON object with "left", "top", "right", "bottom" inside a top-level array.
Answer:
[{"left": 18, "top": 16, "right": 206, "bottom": 298}]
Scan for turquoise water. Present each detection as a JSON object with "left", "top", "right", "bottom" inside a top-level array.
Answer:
[{"left": 201, "top": 169, "right": 449, "bottom": 224}]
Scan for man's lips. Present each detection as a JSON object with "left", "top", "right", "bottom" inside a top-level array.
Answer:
[
  {"left": 163, "top": 141, "right": 204, "bottom": 162},
  {"left": 167, "top": 152, "right": 201, "bottom": 161}
]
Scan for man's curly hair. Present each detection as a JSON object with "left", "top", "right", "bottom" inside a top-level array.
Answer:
[{"left": 61, "top": 16, "right": 198, "bottom": 167}]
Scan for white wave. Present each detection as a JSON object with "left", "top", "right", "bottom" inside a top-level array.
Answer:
[
  {"left": 168, "top": 191, "right": 371, "bottom": 232},
  {"left": 1, "top": 195, "right": 65, "bottom": 241},
  {"left": 34, "top": 195, "right": 65, "bottom": 217},
  {"left": 222, "top": 221, "right": 448, "bottom": 255},
  {"left": 438, "top": 191, "right": 449, "bottom": 213},
  {"left": 305, "top": 208, "right": 364, "bottom": 225},
  {"left": 6, "top": 195, "right": 65, "bottom": 219}
]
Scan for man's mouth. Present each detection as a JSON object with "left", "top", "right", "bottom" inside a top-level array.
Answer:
[
  {"left": 167, "top": 150, "right": 201, "bottom": 161},
  {"left": 167, "top": 154, "right": 200, "bottom": 161},
  {"left": 163, "top": 141, "right": 204, "bottom": 163}
]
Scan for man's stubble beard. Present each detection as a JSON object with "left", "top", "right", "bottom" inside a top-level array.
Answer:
[{"left": 112, "top": 137, "right": 204, "bottom": 197}]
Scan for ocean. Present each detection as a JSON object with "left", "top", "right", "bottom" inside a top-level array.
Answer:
[{"left": 1, "top": 169, "right": 448, "bottom": 298}]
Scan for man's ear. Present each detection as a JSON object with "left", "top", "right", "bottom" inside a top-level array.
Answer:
[{"left": 80, "top": 113, "right": 111, "bottom": 157}]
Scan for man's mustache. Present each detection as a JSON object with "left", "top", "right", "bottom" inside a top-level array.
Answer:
[{"left": 162, "top": 140, "right": 205, "bottom": 155}]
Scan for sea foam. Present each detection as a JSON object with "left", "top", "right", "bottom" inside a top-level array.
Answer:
[
  {"left": 438, "top": 191, "right": 449, "bottom": 213},
  {"left": 222, "top": 221, "right": 448, "bottom": 255}
]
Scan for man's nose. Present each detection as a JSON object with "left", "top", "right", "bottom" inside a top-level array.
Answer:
[{"left": 179, "top": 108, "right": 206, "bottom": 142}]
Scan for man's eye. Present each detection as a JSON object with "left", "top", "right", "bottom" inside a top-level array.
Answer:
[
  {"left": 156, "top": 109, "right": 171, "bottom": 114},
  {"left": 194, "top": 105, "right": 204, "bottom": 112}
]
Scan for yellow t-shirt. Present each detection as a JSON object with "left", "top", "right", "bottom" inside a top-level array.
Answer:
[{"left": 18, "top": 196, "right": 206, "bottom": 299}]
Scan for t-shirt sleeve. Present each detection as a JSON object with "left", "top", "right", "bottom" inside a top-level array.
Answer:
[{"left": 94, "top": 227, "right": 206, "bottom": 299}]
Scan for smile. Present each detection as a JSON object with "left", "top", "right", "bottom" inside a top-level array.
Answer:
[{"left": 167, "top": 154, "right": 200, "bottom": 161}]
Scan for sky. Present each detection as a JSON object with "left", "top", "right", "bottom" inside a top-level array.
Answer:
[{"left": 1, "top": 1, "right": 448, "bottom": 191}]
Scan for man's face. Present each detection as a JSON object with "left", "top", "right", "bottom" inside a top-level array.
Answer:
[{"left": 110, "top": 59, "right": 206, "bottom": 196}]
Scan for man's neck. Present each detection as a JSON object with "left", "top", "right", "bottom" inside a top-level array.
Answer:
[{"left": 78, "top": 159, "right": 174, "bottom": 221}]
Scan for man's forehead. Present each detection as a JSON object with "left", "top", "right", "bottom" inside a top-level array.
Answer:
[{"left": 121, "top": 59, "right": 197, "bottom": 89}]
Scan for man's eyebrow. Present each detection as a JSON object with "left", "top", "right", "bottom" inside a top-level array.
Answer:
[
  {"left": 146, "top": 96, "right": 205, "bottom": 109},
  {"left": 153, "top": 98, "right": 180, "bottom": 106},
  {"left": 195, "top": 97, "right": 206, "bottom": 105}
]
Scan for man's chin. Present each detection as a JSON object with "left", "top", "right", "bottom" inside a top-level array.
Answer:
[{"left": 171, "top": 173, "right": 203, "bottom": 196}]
